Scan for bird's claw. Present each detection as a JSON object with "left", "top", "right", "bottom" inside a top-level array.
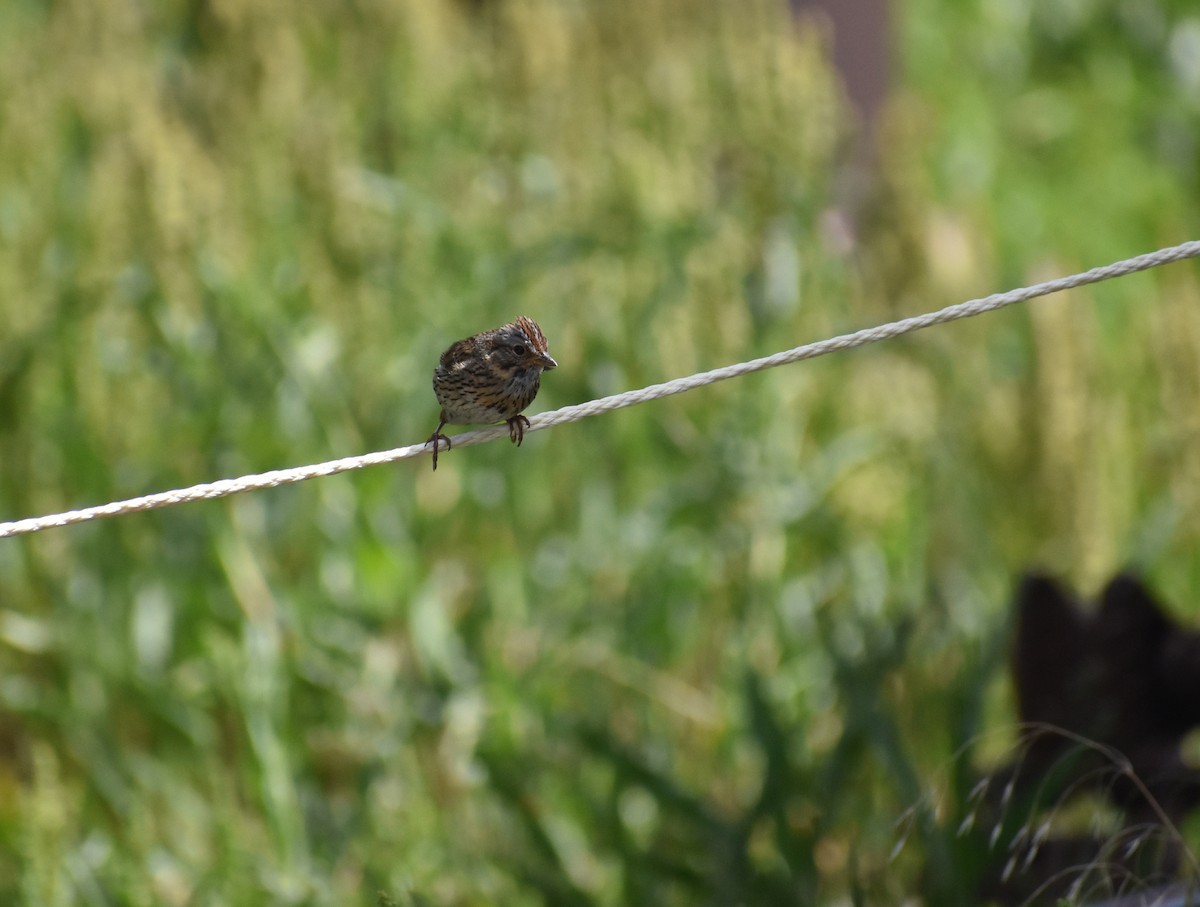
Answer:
[
  {"left": 507, "top": 415, "right": 531, "bottom": 446},
  {"left": 426, "top": 431, "right": 451, "bottom": 471}
]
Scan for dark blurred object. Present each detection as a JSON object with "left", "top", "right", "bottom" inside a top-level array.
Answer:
[
  {"left": 790, "top": 0, "right": 889, "bottom": 135},
  {"left": 980, "top": 573, "right": 1200, "bottom": 904},
  {"left": 791, "top": 0, "right": 892, "bottom": 257},
  {"left": 1014, "top": 573, "right": 1200, "bottom": 823}
]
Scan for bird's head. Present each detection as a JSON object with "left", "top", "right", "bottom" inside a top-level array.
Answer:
[{"left": 488, "top": 316, "right": 557, "bottom": 373}]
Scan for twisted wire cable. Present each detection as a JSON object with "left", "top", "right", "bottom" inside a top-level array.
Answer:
[{"left": 2, "top": 240, "right": 1198, "bottom": 539}]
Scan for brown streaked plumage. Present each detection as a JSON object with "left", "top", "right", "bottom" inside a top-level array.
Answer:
[{"left": 426, "top": 316, "right": 557, "bottom": 470}]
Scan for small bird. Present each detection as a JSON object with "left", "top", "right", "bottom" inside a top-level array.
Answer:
[{"left": 426, "top": 316, "right": 557, "bottom": 470}]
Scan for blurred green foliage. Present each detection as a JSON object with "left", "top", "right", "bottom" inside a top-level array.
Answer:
[{"left": 1, "top": 0, "right": 1199, "bottom": 903}]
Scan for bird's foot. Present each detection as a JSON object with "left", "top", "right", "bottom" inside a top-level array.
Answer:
[
  {"left": 506, "top": 415, "right": 531, "bottom": 446},
  {"left": 426, "top": 430, "right": 451, "bottom": 471}
]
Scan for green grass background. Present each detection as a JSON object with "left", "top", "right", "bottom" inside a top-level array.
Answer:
[{"left": 1, "top": 0, "right": 1199, "bottom": 903}]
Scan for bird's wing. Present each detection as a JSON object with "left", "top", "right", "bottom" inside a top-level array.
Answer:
[{"left": 439, "top": 338, "right": 478, "bottom": 371}]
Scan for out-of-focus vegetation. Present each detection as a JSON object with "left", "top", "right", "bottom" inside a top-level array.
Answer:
[{"left": 1, "top": 0, "right": 1198, "bottom": 903}]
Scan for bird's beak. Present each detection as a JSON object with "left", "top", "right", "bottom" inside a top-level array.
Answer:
[{"left": 538, "top": 352, "right": 557, "bottom": 370}]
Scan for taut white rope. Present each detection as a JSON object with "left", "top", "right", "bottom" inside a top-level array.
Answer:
[{"left": 3, "top": 240, "right": 1198, "bottom": 538}]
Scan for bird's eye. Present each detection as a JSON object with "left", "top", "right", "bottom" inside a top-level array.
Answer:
[{"left": 513, "top": 344, "right": 526, "bottom": 356}]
